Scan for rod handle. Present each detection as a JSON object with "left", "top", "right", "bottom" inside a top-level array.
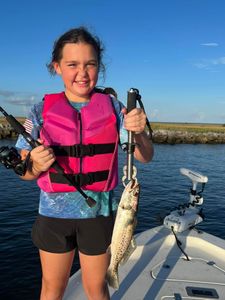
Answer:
[{"left": 127, "top": 88, "right": 138, "bottom": 113}]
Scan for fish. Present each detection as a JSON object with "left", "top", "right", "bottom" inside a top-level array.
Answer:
[{"left": 106, "top": 178, "right": 140, "bottom": 289}]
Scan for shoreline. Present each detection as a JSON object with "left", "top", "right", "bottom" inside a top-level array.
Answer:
[
  {"left": 151, "top": 122, "right": 225, "bottom": 144},
  {"left": 152, "top": 129, "right": 225, "bottom": 144},
  {"left": 1, "top": 118, "right": 225, "bottom": 144}
]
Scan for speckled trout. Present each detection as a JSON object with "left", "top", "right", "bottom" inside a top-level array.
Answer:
[{"left": 106, "top": 178, "right": 140, "bottom": 289}]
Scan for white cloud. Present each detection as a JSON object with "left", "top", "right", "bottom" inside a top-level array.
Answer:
[
  {"left": 194, "top": 56, "right": 225, "bottom": 69},
  {"left": 211, "top": 57, "right": 225, "bottom": 65},
  {"left": 0, "top": 90, "right": 41, "bottom": 115},
  {"left": 4, "top": 95, "right": 38, "bottom": 106},
  {"left": 0, "top": 89, "right": 39, "bottom": 106},
  {"left": 150, "top": 109, "right": 159, "bottom": 119},
  {"left": 194, "top": 63, "right": 208, "bottom": 69},
  {"left": 200, "top": 43, "right": 219, "bottom": 47},
  {"left": 191, "top": 112, "right": 206, "bottom": 122},
  {"left": 218, "top": 113, "right": 225, "bottom": 122},
  {"left": 0, "top": 90, "right": 15, "bottom": 97}
]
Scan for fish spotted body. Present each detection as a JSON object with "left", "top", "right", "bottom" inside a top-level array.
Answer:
[{"left": 106, "top": 179, "right": 140, "bottom": 289}]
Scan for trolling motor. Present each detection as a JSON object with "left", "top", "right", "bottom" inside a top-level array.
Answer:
[
  {"left": 0, "top": 106, "right": 96, "bottom": 207},
  {"left": 164, "top": 168, "right": 208, "bottom": 233},
  {"left": 180, "top": 168, "right": 208, "bottom": 206}
]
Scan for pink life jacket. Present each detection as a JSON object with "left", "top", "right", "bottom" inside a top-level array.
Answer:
[{"left": 37, "top": 92, "right": 119, "bottom": 193}]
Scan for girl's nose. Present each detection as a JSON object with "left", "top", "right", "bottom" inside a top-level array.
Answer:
[{"left": 78, "top": 65, "right": 87, "bottom": 74}]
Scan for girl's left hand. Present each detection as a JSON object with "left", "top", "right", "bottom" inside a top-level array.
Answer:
[{"left": 122, "top": 107, "right": 146, "bottom": 134}]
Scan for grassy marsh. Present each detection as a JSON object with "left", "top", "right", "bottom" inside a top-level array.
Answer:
[{"left": 151, "top": 122, "right": 225, "bottom": 133}]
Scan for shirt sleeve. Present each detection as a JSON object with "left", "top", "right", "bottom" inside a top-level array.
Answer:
[{"left": 15, "top": 102, "right": 43, "bottom": 150}]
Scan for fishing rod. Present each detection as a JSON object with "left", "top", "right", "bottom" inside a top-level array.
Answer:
[{"left": 0, "top": 106, "right": 96, "bottom": 207}]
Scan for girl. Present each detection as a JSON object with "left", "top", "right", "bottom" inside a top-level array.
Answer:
[{"left": 16, "top": 27, "right": 154, "bottom": 300}]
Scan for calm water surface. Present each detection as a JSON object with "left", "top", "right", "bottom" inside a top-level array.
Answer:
[{"left": 0, "top": 139, "right": 225, "bottom": 299}]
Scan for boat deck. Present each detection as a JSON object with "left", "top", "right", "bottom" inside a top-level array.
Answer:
[{"left": 63, "top": 226, "right": 225, "bottom": 300}]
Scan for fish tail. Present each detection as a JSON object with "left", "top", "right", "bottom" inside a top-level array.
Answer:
[{"left": 106, "top": 267, "right": 119, "bottom": 290}]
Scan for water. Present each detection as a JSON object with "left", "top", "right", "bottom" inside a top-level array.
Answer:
[{"left": 1, "top": 140, "right": 225, "bottom": 300}]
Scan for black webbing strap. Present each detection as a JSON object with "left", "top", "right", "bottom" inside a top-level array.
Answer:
[
  {"left": 136, "top": 97, "right": 153, "bottom": 139},
  {"left": 49, "top": 170, "right": 109, "bottom": 186},
  {"left": 51, "top": 143, "right": 115, "bottom": 158}
]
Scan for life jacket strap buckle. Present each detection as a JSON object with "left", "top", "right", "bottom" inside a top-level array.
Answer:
[{"left": 87, "top": 144, "right": 95, "bottom": 156}]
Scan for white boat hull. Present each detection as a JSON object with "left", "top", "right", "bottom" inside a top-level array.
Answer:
[{"left": 63, "top": 225, "right": 225, "bottom": 299}]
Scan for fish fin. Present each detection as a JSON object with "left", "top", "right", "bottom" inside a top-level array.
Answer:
[
  {"left": 119, "top": 237, "right": 137, "bottom": 265},
  {"left": 106, "top": 267, "right": 119, "bottom": 290}
]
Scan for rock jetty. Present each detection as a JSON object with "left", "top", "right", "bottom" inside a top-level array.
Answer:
[
  {"left": 0, "top": 123, "right": 17, "bottom": 139},
  {"left": 152, "top": 129, "right": 225, "bottom": 144}
]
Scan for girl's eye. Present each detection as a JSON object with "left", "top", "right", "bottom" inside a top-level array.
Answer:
[
  {"left": 66, "top": 62, "right": 98, "bottom": 69},
  {"left": 68, "top": 63, "right": 77, "bottom": 68},
  {"left": 87, "top": 62, "right": 97, "bottom": 67}
]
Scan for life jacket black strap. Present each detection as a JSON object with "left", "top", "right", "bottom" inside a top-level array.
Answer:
[
  {"left": 49, "top": 170, "right": 109, "bottom": 186},
  {"left": 51, "top": 143, "right": 115, "bottom": 158}
]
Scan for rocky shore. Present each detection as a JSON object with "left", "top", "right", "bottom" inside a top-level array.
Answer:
[
  {"left": 0, "top": 124, "right": 18, "bottom": 139},
  {"left": 152, "top": 129, "right": 225, "bottom": 144}
]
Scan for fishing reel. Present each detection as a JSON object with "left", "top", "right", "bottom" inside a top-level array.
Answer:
[{"left": 0, "top": 146, "right": 27, "bottom": 176}]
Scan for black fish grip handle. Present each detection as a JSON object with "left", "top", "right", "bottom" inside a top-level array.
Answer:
[{"left": 125, "top": 88, "right": 140, "bottom": 182}]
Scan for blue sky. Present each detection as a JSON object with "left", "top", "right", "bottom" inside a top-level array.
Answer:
[{"left": 0, "top": 0, "right": 225, "bottom": 123}]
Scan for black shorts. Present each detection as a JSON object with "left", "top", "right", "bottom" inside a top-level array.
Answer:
[{"left": 31, "top": 214, "right": 114, "bottom": 255}]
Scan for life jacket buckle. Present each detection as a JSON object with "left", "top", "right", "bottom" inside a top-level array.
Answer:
[
  {"left": 88, "top": 144, "right": 95, "bottom": 156},
  {"left": 73, "top": 145, "right": 82, "bottom": 157}
]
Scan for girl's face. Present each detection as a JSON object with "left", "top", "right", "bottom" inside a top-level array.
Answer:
[{"left": 53, "top": 42, "right": 99, "bottom": 102}]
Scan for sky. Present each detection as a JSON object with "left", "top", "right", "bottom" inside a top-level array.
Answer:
[{"left": 0, "top": 0, "right": 225, "bottom": 123}]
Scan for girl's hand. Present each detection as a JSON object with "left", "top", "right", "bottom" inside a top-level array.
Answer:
[
  {"left": 121, "top": 108, "right": 154, "bottom": 163},
  {"left": 30, "top": 139, "right": 55, "bottom": 175},
  {"left": 122, "top": 107, "right": 147, "bottom": 135}
]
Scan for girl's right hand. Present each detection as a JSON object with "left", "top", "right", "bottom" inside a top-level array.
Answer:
[{"left": 30, "top": 139, "right": 56, "bottom": 175}]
